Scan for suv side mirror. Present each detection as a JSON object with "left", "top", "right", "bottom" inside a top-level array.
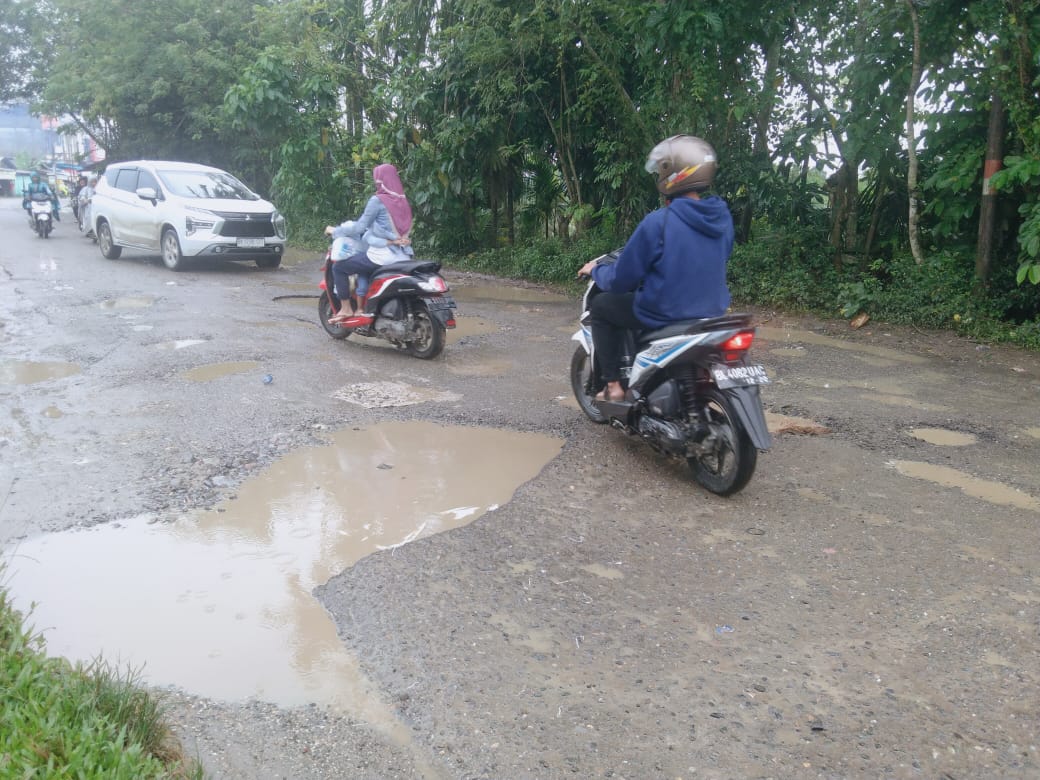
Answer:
[{"left": 136, "top": 187, "right": 159, "bottom": 202}]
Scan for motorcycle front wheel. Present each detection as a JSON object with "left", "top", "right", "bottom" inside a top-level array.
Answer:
[
  {"left": 686, "top": 388, "right": 757, "bottom": 496},
  {"left": 405, "top": 303, "right": 445, "bottom": 359},
  {"left": 318, "top": 290, "right": 351, "bottom": 340},
  {"left": 569, "top": 346, "right": 607, "bottom": 423}
]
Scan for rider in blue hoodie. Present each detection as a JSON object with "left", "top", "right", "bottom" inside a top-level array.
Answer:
[{"left": 578, "top": 135, "right": 733, "bottom": 402}]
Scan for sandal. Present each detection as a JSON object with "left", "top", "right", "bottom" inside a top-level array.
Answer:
[{"left": 595, "top": 386, "right": 626, "bottom": 402}]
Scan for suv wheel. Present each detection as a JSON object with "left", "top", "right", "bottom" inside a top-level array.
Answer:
[
  {"left": 255, "top": 255, "right": 281, "bottom": 270},
  {"left": 97, "top": 221, "right": 122, "bottom": 259},
  {"left": 161, "top": 228, "right": 186, "bottom": 271}
]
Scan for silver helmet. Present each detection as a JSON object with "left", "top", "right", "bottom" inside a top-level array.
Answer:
[{"left": 644, "top": 135, "right": 717, "bottom": 197}]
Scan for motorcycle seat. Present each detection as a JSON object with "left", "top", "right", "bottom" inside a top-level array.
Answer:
[
  {"left": 636, "top": 313, "right": 754, "bottom": 345},
  {"left": 371, "top": 259, "right": 442, "bottom": 278}
]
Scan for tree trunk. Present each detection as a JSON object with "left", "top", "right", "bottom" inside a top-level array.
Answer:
[
  {"left": 905, "top": 0, "right": 925, "bottom": 265},
  {"left": 864, "top": 155, "right": 890, "bottom": 266},
  {"left": 975, "top": 79, "right": 1006, "bottom": 284},
  {"left": 738, "top": 39, "right": 781, "bottom": 243}
]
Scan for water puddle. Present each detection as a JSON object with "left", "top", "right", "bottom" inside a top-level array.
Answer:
[
  {"left": 757, "top": 326, "right": 928, "bottom": 364},
  {"left": 156, "top": 339, "right": 208, "bottom": 351},
  {"left": 446, "top": 316, "right": 498, "bottom": 342},
  {"left": 890, "top": 460, "right": 1040, "bottom": 512},
  {"left": 909, "top": 428, "right": 977, "bottom": 446},
  {"left": 4, "top": 421, "right": 562, "bottom": 742},
  {"left": 1026, "top": 428, "right": 1040, "bottom": 441},
  {"left": 182, "top": 361, "right": 261, "bottom": 382},
  {"left": 447, "top": 357, "right": 513, "bottom": 377},
  {"left": 99, "top": 295, "right": 155, "bottom": 310},
  {"left": 452, "top": 284, "right": 568, "bottom": 304},
  {"left": 0, "top": 360, "right": 80, "bottom": 385}
]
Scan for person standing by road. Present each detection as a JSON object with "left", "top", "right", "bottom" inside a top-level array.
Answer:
[{"left": 577, "top": 135, "right": 734, "bottom": 402}]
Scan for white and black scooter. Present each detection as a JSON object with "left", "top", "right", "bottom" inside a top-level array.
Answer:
[
  {"left": 571, "top": 251, "right": 772, "bottom": 495},
  {"left": 27, "top": 192, "right": 54, "bottom": 238}
]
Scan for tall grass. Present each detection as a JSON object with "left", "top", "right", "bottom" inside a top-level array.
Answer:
[{"left": 0, "top": 577, "right": 203, "bottom": 779}]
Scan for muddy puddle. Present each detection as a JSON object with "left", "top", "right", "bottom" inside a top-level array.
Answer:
[
  {"left": 446, "top": 315, "right": 498, "bottom": 342},
  {"left": 155, "top": 339, "right": 208, "bottom": 351},
  {"left": 452, "top": 284, "right": 568, "bottom": 305},
  {"left": 4, "top": 421, "right": 562, "bottom": 719},
  {"left": 181, "top": 361, "right": 261, "bottom": 382},
  {"left": 0, "top": 359, "right": 80, "bottom": 385},
  {"left": 757, "top": 325, "right": 929, "bottom": 364},
  {"left": 909, "top": 428, "right": 977, "bottom": 446},
  {"left": 99, "top": 295, "right": 155, "bottom": 311},
  {"left": 890, "top": 460, "right": 1040, "bottom": 512}
]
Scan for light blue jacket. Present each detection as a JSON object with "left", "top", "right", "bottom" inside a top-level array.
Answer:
[{"left": 331, "top": 196, "right": 413, "bottom": 263}]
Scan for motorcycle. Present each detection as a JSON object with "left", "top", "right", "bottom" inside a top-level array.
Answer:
[
  {"left": 571, "top": 251, "right": 772, "bottom": 496},
  {"left": 27, "top": 192, "right": 54, "bottom": 238},
  {"left": 317, "top": 243, "right": 457, "bottom": 360}
]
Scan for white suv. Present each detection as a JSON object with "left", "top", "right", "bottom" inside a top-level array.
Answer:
[{"left": 91, "top": 160, "right": 286, "bottom": 271}]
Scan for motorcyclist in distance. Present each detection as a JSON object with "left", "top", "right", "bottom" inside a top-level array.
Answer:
[
  {"left": 23, "top": 172, "right": 61, "bottom": 221},
  {"left": 577, "top": 135, "right": 734, "bottom": 402}
]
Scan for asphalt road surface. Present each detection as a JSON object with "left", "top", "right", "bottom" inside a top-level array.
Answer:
[{"left": 2, "top": 196, "right": 1039, "bottom": 779}]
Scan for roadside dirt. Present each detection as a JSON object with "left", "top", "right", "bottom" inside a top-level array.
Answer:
[{"left": 2, "top": 200, "right": 1038, "bottom": 778}]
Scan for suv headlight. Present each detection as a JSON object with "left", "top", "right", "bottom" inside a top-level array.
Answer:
[
  {"left": 185, "top": 206, "right": 216, "bottom": 235},
  {"left": 273, "top": 210, "right": 286, "bottom": 239}
]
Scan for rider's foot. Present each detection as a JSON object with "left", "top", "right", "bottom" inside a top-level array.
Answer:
[{"left": 595, "top": 382, "right": 626, "bottom": 402}]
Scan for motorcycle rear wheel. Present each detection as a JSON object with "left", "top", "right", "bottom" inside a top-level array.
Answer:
[
  {"left": 686, "top": 388, "right": 757, "bottom": 496},
  {"left": 569, "top": 346, "right": 607, "bottom": 423},
  {"left": 405, "top": 303, "right": 445, "bottom": 359},
  {"left": 318, "top": 291, "right": 352, "bottom": 340}
]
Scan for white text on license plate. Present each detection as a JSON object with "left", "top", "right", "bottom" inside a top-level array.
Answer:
[
  {"left": 237, "top": 237, "right": 264, "bottom": 248},
  {"left": 711, "top": 364, "right": 770, "bottom": 388}
]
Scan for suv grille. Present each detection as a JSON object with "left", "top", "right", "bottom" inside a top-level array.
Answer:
[{"left": 211, "top": 211, "right": 276, "bottom": 238}]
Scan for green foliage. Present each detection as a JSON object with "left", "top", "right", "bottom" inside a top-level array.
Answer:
[
  {"left": 727, "top": 225, "right": 839, "bottom": 310},
  {"left": 0, "top": 581, "right": 202, "bottom": 779},
  {"left": 992, "top": 156, "right": 1040, "bottom": 285},
  {"left": 448, "top": 231, "right": 619, "bottom": 286}
]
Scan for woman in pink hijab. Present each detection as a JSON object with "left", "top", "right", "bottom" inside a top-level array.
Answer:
[{"left": 326, "top": 163, "right": 414, "bottom": 323}]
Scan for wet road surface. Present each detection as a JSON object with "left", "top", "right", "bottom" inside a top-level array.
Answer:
[{"left": 2, "top": 197, "right": 1039, "bottom": 778}]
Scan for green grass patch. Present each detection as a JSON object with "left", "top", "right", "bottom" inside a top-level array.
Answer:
[{"left": 0, "top": 578, "right": 204, "bottom": 779}]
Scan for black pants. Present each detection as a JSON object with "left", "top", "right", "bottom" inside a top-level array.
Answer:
[
  {"left": 589, "top": 291, "right": 644, "bottom": 383},
  {"left": 332, "top": 252, "right": 379, "bottom": 301}
]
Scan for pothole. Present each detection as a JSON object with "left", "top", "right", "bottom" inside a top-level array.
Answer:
[
  {"left": 3, "top": 421, "right": 562, "bottom": 717},
  {"left": 0, "top": 360, "right": 80, "bottom": 385},
  {"left": 332, "top": 381, "right": 459, "bottom": 407},
  {"left": 909, "top": 428, "right": 977, "bottom": 446},
  {"left": 181, "top": 361, "right": 261, "bottom": 382},
  {"left": 889, "top": 460, "right": 1040, "bottom": 512}
]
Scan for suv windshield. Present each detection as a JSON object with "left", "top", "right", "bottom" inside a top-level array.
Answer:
[{"left": 157, "top": 169, "right": 259, "bottom": 200}]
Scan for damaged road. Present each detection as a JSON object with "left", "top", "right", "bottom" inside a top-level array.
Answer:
[{"left": 2, "top": 198, "right": 1039, "bottom": 779}]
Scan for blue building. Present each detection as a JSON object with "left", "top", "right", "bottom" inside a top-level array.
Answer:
[{"left": 0, "top": 104, "right": 59, "bottom": 158}]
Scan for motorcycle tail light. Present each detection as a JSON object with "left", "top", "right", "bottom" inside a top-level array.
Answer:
[
  {"left": 720, "top": 331, "right": 754, "bottom": 351},
  {"left": 419, "top": 277, "right": 448, "bottom": 293},
  {"left": 720, "top": 331, "right": 754, "bottom": 362}
]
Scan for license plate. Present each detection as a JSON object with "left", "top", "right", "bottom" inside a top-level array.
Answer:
[
  {"left": 236, "top": 237, "right": 264, "bottom": 248},
  {"left": 711, "top": 363, "right": 770, "bottom": 388}
]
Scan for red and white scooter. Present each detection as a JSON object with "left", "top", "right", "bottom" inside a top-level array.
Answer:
[{"left": 317, "top": 242, "right": 457, "bottom": 360}]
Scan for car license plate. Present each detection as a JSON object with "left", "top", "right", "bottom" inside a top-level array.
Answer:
[
  {"left": 711, "top": 363, "right": 770, "bottom": 388},
  {"left": 237, "top": 237, "right": 264, "bottom": 248}
]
